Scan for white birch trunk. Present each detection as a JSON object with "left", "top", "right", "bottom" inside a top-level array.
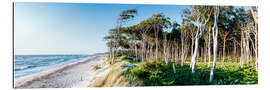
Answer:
[
  {"left": 191, "top": 37, "right": 199, "bottom": 73},
  {"left": 209, "top": 6, "right": 219, "bottom": 82}
]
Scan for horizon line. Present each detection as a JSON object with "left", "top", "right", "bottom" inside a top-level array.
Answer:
[{"left": 14, "top": 52, "right": 109, "bottom": 56}]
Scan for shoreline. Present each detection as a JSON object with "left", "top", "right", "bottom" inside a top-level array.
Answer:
[{"left": 14, "top": 54, "right": 109, "bottom": 88}]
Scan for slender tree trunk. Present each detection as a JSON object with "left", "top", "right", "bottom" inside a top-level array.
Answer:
[
  {"left": 141, "top": 36, "right": 145, "bottom": 62},
  {"left": 181, "top": 36, "right": 185, "bottom": 66},
  {"left": 191, "top": 38, "right": 195, "bottom": 60},
  {"left": 191, "top": 36, "right": 199, "bottom": 73},
  {"left": 184, "top": 45, "right": 188, "bottom": 63},
  {"left": 155, "top": 26, "right": 159, "bottom": 60},
  {"left": 255, "top": 30, "right": 258, "bottom": 71},
  {"left": 173, "top": 63, "right": 176, "bottom": 73},
  {"left": 219, "top": 50, "right": 221, "bottom": 62},
  {"left": 245, "top": 32, "right": 250, "bottom": 66},
  {"left": 208, "top": 28, "right": 212, "bottom": 67},
  {"left": 240, "top": 31, "right": 244, "bottom": 67},
  {"left": 146, "top": 43, "right": 150, "bottom": 61},
  {"left": 209, "top": 6, "right": 219, "bottom": 82},
  {"left": 150, "top": 44, "right": 153, "bottom": 59},
  {"left": 249, "top": 6, "right": 258, "bottom": 71},
  {"left": 204, "top": 43, "right": 207, "bottom": 65},
  {"left": 112, "top": 47, "right": 115, "bottom": 64},
  {"left": 222, "top": 33, "right": 228, "bottom": 67},
  {"left": 135, "top": 42, "right": 138, "bottom": 61},
  {"left": 233, "top": 40, "right": 236, "bottom": 60},
  {"left": 109, "top": 46, "right": 112, "bottom": 63},
  {"left": 190, "top": 35, "right": 195, "bottom": 68},
  {"left": 175, "top": 42, "right": 179, "bottom": 64},
  {"left": 201, "top": 47, "right": 204, "bottom": 64},
  {"left": 163, "top": 33, "right": 168, "bottom": 64},
  {"left": 190, "top": 8, "right": 211, "bottom": 72}
]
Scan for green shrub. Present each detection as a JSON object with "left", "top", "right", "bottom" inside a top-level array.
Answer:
[
  {"left": 125, "top": 60, "right": 257, "bottom": 86},
  {"left": 114, "top": 55, "right": 258, "bottom": 86}
]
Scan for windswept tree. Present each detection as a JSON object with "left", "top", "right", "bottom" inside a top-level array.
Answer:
[
  {"left": 137, "top": 21, "right": 152, "bottom": 62},
  {"left": 104, "top": 6, "right": 258, "bottom": 85},
  {"left": 151, "top": 14, "right": 172, "bottom": 60},
  {"left": 111, "top": 9, "right": 137, "bottom": 64}
]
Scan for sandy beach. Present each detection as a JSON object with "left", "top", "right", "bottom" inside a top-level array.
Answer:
[{"left": 14, "top": 54, "right": 110, "bottom": 88}]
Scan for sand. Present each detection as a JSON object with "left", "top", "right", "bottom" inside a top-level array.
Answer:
[{"left": 14, "top": 54, "right": 110, "bottom": 88}]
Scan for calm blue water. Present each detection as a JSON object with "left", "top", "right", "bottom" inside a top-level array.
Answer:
[{"left": 14, "top": 55, "right": 93, "bottom": 80}]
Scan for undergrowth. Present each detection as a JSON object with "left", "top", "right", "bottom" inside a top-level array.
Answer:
[
  {"left": 91, "top": 55, "right": 258, "bottom": 87},
  {"left": 122, "top": 56, "right": 258, "bottom": 86}
]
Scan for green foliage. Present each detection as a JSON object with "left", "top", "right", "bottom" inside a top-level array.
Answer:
[
  {"left": 115, "top": 55, "right": 257, "bottom": 86},
  {"left": 124, "top": 60, "right": 257, "bottom": 86},
  {"left": 116, "top": 55, "right": 140, "bottom": 64}
]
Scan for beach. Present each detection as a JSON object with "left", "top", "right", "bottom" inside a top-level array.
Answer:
[{"left": 14, "top": 54, "right": 110, "bottom": 88}]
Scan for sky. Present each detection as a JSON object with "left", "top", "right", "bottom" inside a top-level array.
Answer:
[{"left": 14, "top": 2, "right": 190, "bottom": 55}]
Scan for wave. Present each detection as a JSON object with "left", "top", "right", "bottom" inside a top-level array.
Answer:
[
  {"left": 15, "top": 65, "right": 39, "bottom": 71},
  {"left": 14, "top": 55, "right": 102, "bottom": 88},
  {"left": 14, "top": 55, "right": 91, "bottom": 79}
]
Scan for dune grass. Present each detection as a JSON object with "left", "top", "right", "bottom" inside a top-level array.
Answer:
[{"left": 88, "top": 58, "right": 131, "bottom": 87}]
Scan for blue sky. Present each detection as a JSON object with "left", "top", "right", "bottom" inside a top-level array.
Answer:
[{"left": 14, "top": 2, "right": 190, "bottom": 55}]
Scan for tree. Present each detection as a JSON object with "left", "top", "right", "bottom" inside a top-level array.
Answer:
[
  {"left": 104, "top": 6, "right": 258, "bottom": 84},
  {"left": 137, "top": 21, "right": 152, "bottom": 62},
  {"left": 190, "top": 6, "right": 212, "bottom": 73},
  {"left": 151, "top": 14, "right": 172, "bottom": 60},
  {"left": 111, "top": 9, "right": 137, "bottom": 64},
  {"left": 218, "top": 6, "right": 234, "bottom": 67},
  {"left": 209, "top": 6, "right": 220, "bottom": 82},
  {"left": 249, "top": 6, "right": 258, "bottom": 71}
]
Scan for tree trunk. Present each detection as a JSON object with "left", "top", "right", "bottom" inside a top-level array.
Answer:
[
  {"left": 146, "top": 43, "right": 150, "bottom": 61},
  {"left": 191, "top": 38, "right": 195, "bottom": 60},
  {"left": 204, "top": 43, "right": 207, "bottom": 65},
  {"left": 163, "top": 33, "right": 168, "bottom": 64},
  {"left": 222, "top": 33, "right": 228, "bottom": 67},
  {"left": 181, "top": 33, "right": 185, "bottom": 66},
  {"left": 135, "top": 42, "right": 138, "bottom": 61},
  {"left": 233, "top": 40, "right": 236, "bottom": 60},
  {"left": 155, "top": 27, "right": 159, "bottom": 60},
  {"left": 209, "top": 6, "right": 219, "bottom": 82},
  {"left": 150, "top": 44, "right": 153, "bottom": 59},
  {"left": 191, "top": 37, "right": 199, "bottom": 73},
  {"left": 208, "top": 28, "right": 211, "bottom": 67},
  {"left": 141, "top": 38, "right": 145, "bottom": 62},
  {"left": 255, "top": 30, "right": 258, "bottom": 71},
  {"left": 109, "top": 46, "right": 112, "bottom": 63},
  {"left": 240, "top": 31, "right": 244, "bottom": 68},
  {"left": 249, "top": 6, "right": 258, "bottom": 71},
  {"left": 245, "top": 32, "right": 250, "bottom": 66},
  {"left": 175, "top": 42, "right": 178, "bottom": 64}
]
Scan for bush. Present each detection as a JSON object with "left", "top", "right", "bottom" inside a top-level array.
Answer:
[
  {"left": 125, "top": 61, "right": 258, "bottom": 86},
  {"left": 111, "top": 55, "right": 258, "bottom": 86}
]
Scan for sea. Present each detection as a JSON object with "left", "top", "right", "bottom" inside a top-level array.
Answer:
[{"left": 13, "top": 54, "right": 97, "bottom": 82}]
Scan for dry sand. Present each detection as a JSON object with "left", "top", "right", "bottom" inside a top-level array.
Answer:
[{"left": 14, "top": 54, "right": 111, "bottom": 88}]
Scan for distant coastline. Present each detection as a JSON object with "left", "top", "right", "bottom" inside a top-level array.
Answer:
[{"left": 14, "top": 52, "right": 108, "bottom": 56}]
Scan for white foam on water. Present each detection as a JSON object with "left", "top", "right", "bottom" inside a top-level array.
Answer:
[{"left": 14, "top": 55, "right": 95, "bottom": 87}]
